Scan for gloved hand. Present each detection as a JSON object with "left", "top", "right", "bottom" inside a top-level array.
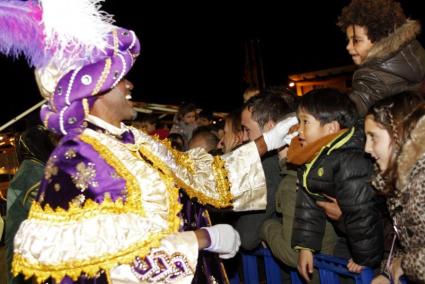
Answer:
[
  {"left": 263, "top": 113, "right": 298, "bottom": 151},
  {"left": 202, "top": 224, "right": 241, "bottom": 259}
]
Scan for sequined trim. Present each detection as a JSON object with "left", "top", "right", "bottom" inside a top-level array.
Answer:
[
  {"left": 92, "top": 58, "right": 112, "bottom": 96},
  {"left": 44, "top": 155, "right": 58, "bottom": 181},
  {"left": 212, "top": 155, "right": 232, "bottom": 206},
  {"left": 163, "top": 140, "right": 195, "bottom": 175},
  {"left": 80, "top": 134, "right": 142, "bottom": 212},
  {"left": 112, "top": 29, "right": 119, "bottom": 56},
  {"left": 71, "top": 162, "right": 98, "bottom": 192},
  {"left": 82, "top": 98, "right": 90, "bottom": 118},
  {"left": 64, "top": 148, "right": 77, "bottom": 159},
  {"left": 138, "top": 144, "right": 233, "bottom": 208},
  {"left": 148, "top": 135, "right": 195, "bottom": 175},
  {"left": 70, "top": 193, "right": 86, "bottom": 207},
  {"left": 131, "top": 250, "right": 194, "bottom": 283},
  {"left": 28, "top": 195, "right": 133, "bottom": 222},
  {"left": 53, "top": 183, "right": 61, "bottom": 192}
]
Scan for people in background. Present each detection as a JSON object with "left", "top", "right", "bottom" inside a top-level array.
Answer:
[
  {"left": 170, "top": 103, "right": 198, "bottom": 148},
  {"left": 196, "top": 109, "right": 214, "bottom": 127},
  {"left": 218, "top": 109, "right": 244, "bottom": 154},
  {"left": 188, "top": 127, "right": 220, "bottom": 154}
]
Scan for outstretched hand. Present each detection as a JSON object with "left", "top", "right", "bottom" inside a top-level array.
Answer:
[{"left": 263, "top": 114, "right": 298, "bottom": 151}]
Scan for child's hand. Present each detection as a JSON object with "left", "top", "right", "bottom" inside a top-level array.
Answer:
[
  {"left": 371, "top": 275, "right": 390, "bottom": 284},
  {"left": 390, "top": 257, "right": 404, "bottom": 284},
  {"left": 297, "top": 249, "right": 314, "bottom": 282},
  {"left": 347, "top": 258, "right": 364, "bottom": 273},
  {"left": 316, "top": 194, "right": 342, "bottom": 221}
]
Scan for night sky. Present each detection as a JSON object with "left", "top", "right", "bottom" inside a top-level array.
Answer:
[{"left": 1, "top": 0, "right": 424, "bottom": 129}]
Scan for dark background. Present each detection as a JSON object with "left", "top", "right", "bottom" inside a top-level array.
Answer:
[{"left": 1, "top": 0, "right": 424, "bottom": 129}]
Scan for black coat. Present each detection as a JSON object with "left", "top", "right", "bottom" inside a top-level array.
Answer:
[
  {"left": 291, "top": 126, "right": 384, "bottom": 267},
  {"left": 349, "top": 20, "right": 425, "bottom": 116}
]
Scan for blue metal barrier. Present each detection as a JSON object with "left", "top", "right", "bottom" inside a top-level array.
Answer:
[
  {"left": 315, "top": 254, "right": 374, "bottom": 284},
  {"left": 232, "top": 248, "right": 409, "bottom": 284},
  {"left": 232, "top": 248, "right": 282, "bottom": 284}
]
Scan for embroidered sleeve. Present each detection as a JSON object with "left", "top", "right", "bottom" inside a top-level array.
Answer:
[{"left": 138, "top": 134, "right": 266, "bottom": 211}]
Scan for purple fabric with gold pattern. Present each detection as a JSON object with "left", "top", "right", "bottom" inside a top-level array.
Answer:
[
  {"left": 37, "top": 122, "right": 133, "bottom": 209},
  {"left": 40, "top": 27, "right": 140, "bottom": 135}
]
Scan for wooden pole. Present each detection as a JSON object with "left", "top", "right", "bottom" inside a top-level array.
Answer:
[{"left": 0, "top": 99, "right": 47, "bottom": 132}]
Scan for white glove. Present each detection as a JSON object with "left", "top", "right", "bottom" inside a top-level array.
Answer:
[
  {"left": 263, "top": 114, "right": 298, "bottom": 151},
  {"left": 202, "top": 224, "right": 241, "bottom": 259}
]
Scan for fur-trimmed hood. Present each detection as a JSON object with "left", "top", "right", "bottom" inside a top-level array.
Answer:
[
  {"left": 364, "top": 19, "right": 421, "bottom": 64},
  {"left": 397, "top": 115, "right": 425, "bottom": 189}
]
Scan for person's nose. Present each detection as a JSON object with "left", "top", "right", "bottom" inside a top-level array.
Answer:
[
  {"left": 346, "top": 40, "right": 353, "bottom": 53},
  {"left": 297, "top": 125, "right": 304, "bottom": 136},
  {"left": 364, "top": 138, "right": 372, "bottom": 155}
]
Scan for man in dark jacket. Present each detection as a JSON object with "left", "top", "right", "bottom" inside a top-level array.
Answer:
[
  {"left": 237, "top": 89, "right": 297, "bottom": 250},
  {"left": 338, "top": 0, "right": 425, "bottom": 116},
  {"left": 288, "top": 89, "right": 383, "bottom": 282}
]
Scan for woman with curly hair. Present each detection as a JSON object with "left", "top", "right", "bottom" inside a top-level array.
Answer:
[{"left": 338, "top": 0, "right": 425, "bottom": 116}]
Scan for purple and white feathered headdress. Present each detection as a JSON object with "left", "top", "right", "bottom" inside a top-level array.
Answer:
[
  {"left": 0, "top": 0, "right": 141, "bottom": 135},
  {"left": 0, "top": 0, "right": 114, "bottom": 70}
]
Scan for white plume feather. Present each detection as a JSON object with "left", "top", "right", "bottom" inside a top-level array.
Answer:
[{"left": 41, "top": 0, "right": 114, "bottom": 65}]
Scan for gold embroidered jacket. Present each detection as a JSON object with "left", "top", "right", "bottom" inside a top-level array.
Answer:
[{"left": 12, "top": 121, "right": 266, "bottom": 284}]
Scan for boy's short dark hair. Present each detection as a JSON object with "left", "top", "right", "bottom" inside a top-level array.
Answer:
[{"left": 298, "top": 88, "right": 358, "bottom": 129}]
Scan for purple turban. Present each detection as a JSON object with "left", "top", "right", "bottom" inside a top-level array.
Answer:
[{"left": 40, "top": 27, "right": 140, "bottom": 135}]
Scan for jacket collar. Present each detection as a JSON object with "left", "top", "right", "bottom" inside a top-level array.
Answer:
[
  {"left": 397, "top": 115, "right": 425, "bottom": 189},
  {"left": 287, "top": 127, "right": 355, "bottom": 166},
  {"left": 363, "top": 20, "right": 421, "bottom": 64}
]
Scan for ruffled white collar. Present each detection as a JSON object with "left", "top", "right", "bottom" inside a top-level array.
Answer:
[{"left": 86, "top": 115, "right": 128, "bottom": 136}]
